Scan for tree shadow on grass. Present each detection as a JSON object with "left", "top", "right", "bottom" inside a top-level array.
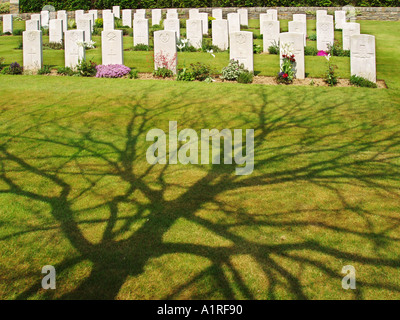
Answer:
[{"left": 1, "top": 85, "right": 400, "bottom": 300}]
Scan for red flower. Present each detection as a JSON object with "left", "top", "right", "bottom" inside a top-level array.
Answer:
[{"left": 283, "top": 73, "right": 288, "bottom": 78}]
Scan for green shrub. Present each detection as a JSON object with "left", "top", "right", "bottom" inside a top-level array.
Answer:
[
  {"left": 15, "top": 41, "right": 23, "bottom": 50},
  {"left": 190, "top": 62, "right": 213, "bottom": 81},
  {"left": 57, "top": 66, "right": 77, "bottom": 76},
  {"left": 253, "top": 44, "right": 262, "bottom": 54},
  {"left": 132, "top": 44, "right": 152, "bottom": 51},
  {"left": 1, "top": 62, "right": 23, "bottom": 75},
  {"left": 308, "top": 33, "right": 317, "bottom": 41},
  {"left": 37, "top": 65, "right": 52, "bottom": 75},
  {"left": 221, "top": 60, "right": 248, "bottom": 81},
  {"left": 12, "top": 29, "right": 23, "bottom": 36},
  {"left": 328, "top": 41, "right": 350, "bottom": 57},
  {"left": 44, "top": 42, "right": 64, "bottom": 50},
  {"left": 153, "top": 67, "right": 173, "bottom": 78},
  {"left": 304, "top": 46, "right": 318, "bottom": 56},
  {"left": 95, "top": 18, "right": 103, "bottom": 28},
  {"left": 324, "top": 61, "right": 338, "bottom": 86},
  {"left": 268, "top": 40, "right": 279, "bottom": 55},
  {"left": 200, "top": 39, "right": 221, "bottom": 53},
  {"left": 350, "top": 75, "right": 377, "bottom": 88},
  {"left": 237, "top": 71, "right": 253, "bottom": 84},
  {"left": 129, "top": 68, "right": 139, "bottom": 79},
  {"left": 0, "top": 57, "right": 4, "bottom": 71},
  {"left": 177, "top": 67, "right": 195, "bottom": 81},
  {"left": 0, "top": 3, "right": 10, "bottom": 14},
  {"left": 76, "top": 59, "right": 97, "bottom": 77}
]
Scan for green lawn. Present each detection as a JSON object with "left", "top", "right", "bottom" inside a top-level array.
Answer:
[{"left": 0, "top": 19, "right": 400, "bottom": 300}]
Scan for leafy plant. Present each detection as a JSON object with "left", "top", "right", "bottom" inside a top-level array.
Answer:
[
  {"left": 57, "top": 67, "right": 77, "bottom": 76},
  {"left": 68, "top": 19, "right": 76, "bottom": 29},
  {"left": 0, "top": 3, "right": 10, "bottom": 14},
  {"left": 76, "top": 59, "right": 97, "bottom": 77},
  {"left": 237, "top": 71, "right": 253, "bottom": 84},
  {"left": 350, "top": 75, "right": 377, "bottom": 88},
  {"left": 132, "top": 44, "right": 153, "bottom": 51},
  {"left": 308, "top": 33, "right": 317, "bottom": 41},
  {"left": 268, "top": 40, "right": 279, "bottom": 55},
  {"left": 276, "top": 44, "right": 296, "bottom": 84},
  {"left": 328, "top": 41, "right": 350, "bottom": 57},
  {"left": 44, "top": 42, "right": 64, "bottom": 50},
  {"left": 177, "top": 39, "right": 196, "bottom": 52},
  {"left": 12, "top": 29, "right": 23, "bottom": 36},
  {"left": 95, "top": 18, "right": 103, "bottom": 28},
  {"left": 37, "top": 65, "right": 52, "bottom": 75},
  {"left": 129, "top": 68, "right": 139, "bottom": 79},
  {"left": 177, "top": 67, "right": 195, "bottom": 81},
  {"left": 153, "top": 67, "right": 173, "bottom": 78},
  {"left": 324, "top": 54, "right": 338, "bottom": 86},
  {"left": 1, "top": 62, "right": 23, "bottom": 75},
  {"left": 0, "top": 57, "right": 4, "bottom": 71},
  {"left": 190, "top": 62, "right": 213, "bottom": 81},
  {"left": 221, "top": 59, "right": 248, "bottom": 81},
  {"left": 304, "top": 46, "right": 318, "bottom": 56}
]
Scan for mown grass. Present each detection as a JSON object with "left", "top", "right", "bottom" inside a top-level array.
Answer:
[{"left": 0, "top": 19, "right": 400, "bottom": 300}]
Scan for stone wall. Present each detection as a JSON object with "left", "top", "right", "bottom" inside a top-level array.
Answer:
[{"left": 4, "top": 4, "right": 400, "bottom": 21}]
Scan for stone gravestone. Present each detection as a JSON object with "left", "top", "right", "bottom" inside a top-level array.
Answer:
[
  {"left": 113, "top": 6, "right": 120, "bottom": 19},
  {"left": 65, "top": 30, "right": 85, "bottom": 69},
  {"left": 267, "top": 9, "right": 278, "bottom": 20},
  {"left": 229, "top": 31, "right": 253, "bottom": 72},
  {"left": 288, "top": 21, "right": 307, "bottom": 46},
  {"left": 26, "top": 20, "right": 39, "bottom": 31},
  {"left": 261, "top": 20, "right": 280, "bottom": 52},
  {"left": 167, "top": 12, "right": 178, "bottom": 20},
  {"left": 335, "top": 11, "right": 346, "bottom": 30},
  {"left": 103, "top": 12, "right": 115, "bottom": 31},
  {"left": 49, "top": 19, "right": 63, "bottom": 43},
  {"left": 212, "top": 19, "right": 228, "bottom": 51},
  {"left": 351, "top": 34, "right": 376, "bottom": 83},
  {"left": 260, "top": 13, "right": 274, "bottom": 35},
  {"left": 212, "top": 9, "right": 222, "bottom": 20},
  {"left": 167, "top": 9, "right": 178, "bottom": 14},
  {"left": 122, "top": 9, "right": 132, "bottom": 28},
  {"left": 83, "top": 13, "right": 95, "bottom": 32},
  {"left": 2, "top": 14, "right": 13, "bottom": 33},
  {"left": 76, "top": 18, "right": 92, "bottom": 42},
  {"left": 316, "top": 10, "right": 327, "bottom": 21},
  {"left": 164, "top": 19, "right": 180, "bottom": 41},
  {"left": 134, "top": 12, "right": 146, "bottom": 20},
  {"left": 198, "top": 12, "right": 208, "bottom": 35},
  {"left": 41, "top": 10, "right": 49, "bottom": 28},
  {"left": 57, "top": 11, "right": 68, "bottom": 32},
  {"left": 189, "top": 9, "right": 199, "bottom": 19},
  {"left": 31, "top": 14, "right": 42, "bottom": 28},
  {"left": 154, "top": 30, "right": 177, "bottom": 74},
  {"left": 280, "top": 32, "right": 305, "bottom": 79},
  {"left": 23, "top": 30, "right": 43, "bottom": 71},
  {"left": 342, "top": 22, "right": 360, "bottom": 50},
  {"left": 227, "top": 13, "right": 240, "bottom": 34},
  {"left": 317, "top": 19, "right": 334, "bottom": 51},
  {"left": 186, "top": 19, "right": 203, "bottom": 49},
  {"left": 102, "top": 30, "right": 124, "bottom": 65},
  {"left": 152, "top": 9, "right": 162, "bottom": 26},
  {"left": 75, "top": 10, "right": 84, "bottom": 22},
  {"left": 293, "top": 14, "right": 306, "bottom": 23},
  {"left": 238, "top": 9, "right": 248, "bottom": 27},
  {"left": 89, "top": 9, "right": 98, "bottom": 21},
  {"left": 133, "top": 19, "right": 149, "bottom": 46},
  {"left": 136, "top": 9, "right": 146, "bottom": 16}
]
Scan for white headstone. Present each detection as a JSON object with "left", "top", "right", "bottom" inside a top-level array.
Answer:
[
  {"left": 237, "top": 9, "right": 248, "bottom": 27},
  {"left": 227, "top": 13, "right": 240, "bottom": 34},
  {"left": 57, "top": 11, "right": 68, "bottom": 32},
  {"left": 189, "top": 9, "right": 199, "bottom": 19},
  {"left": 335, "top": 10, "right": 346, "bottom": 30},
  {"left": 122, "top": 9, "right": 132, "bottom": 28},
  {"left": 164, "top": 19, "right": 180, "bottom": 41},
  {"left": 316, "top": 10, "right": 327, "bottom": 21},
  {"left": 136, "top": 9, "right": 146, "bottom": 16},
  {"left": 76, "top": 18, "right": 92, "bottom": 42},
  {"left": 23, "top": 30, "right": 43, "bottom": 71},
  {"left": 319, "top": 15, "right": 334, "bottom": 23},
  {"left": 212, "top": 19, "right": 228, "bottom": 51},
  {"left": 293, "top": 14, "right": 306, "bottom": 24},
  {"left": 343, "top": 22, "right": 360, "bottom": 50},
  {"left": 167, "top": 9, "right": 178, "bottom": 14},
  {"left": 31, "top": 14, "right": 42, "bottom": 28},
  {"left": 41, "top": 10, "right": 50, "bottom": 28},
  {"left": 75, "top": 10, "right": 84, "bottom": 22},
  {"left": 262, "top": 20, "right": 280, "bottom": 52},
  {"left": 288, "top": 21, "right": 307, "bottom": 46},
  {"left": 212, "top": 9, "right": 222, "bottom": 20},
  {"left": 260, "top": 13, "right": 274, "bottom": 35},
  {"left": 112, "top": 6, "right": 120, "bottom": 19},
  {"left": 25, "top": 20, "right": 39, "bottom": 31},
  {"left": 229, "top": 31, "right": 253, "bottom": 72},
  {"left": 134, "top": 12, "right": 146, "bottom": 20},
  {"left": 186, "top": 19, "right": 203, "bottom": 49},
  {"left": 351, "top": 34, "right": 376, "bottom": 83},
  {"left": 103, "top": 12, "right": 115, "bottom": 31},
  {"left": 102, "top": 30, "right": 124, "bottom": 65},
  {"left": 89, "top": 9, "right": 98, "bottom": 21},
  {"left": 154, "top": 30, "right": 177, "bottom": 74},
  {"left": 167, "top": 12, "right": 178, "bottom": 20},
  {"left": 65, "top": 30, "right": 85, "bottom": 69},
  {"left": 83, "top": 13, "right": 95, "bottom": 31},
  {"left": 2, "top": 14, "right": 13, "bottom": 33},
  {"left": 49, "top": 19, "right": 63, "bottom": 43},
  {"left": 317, "top": 20, "right": 334, "bottom": 51},
  {"left": 267, "top": 9, "right": 278, "bottom": 20},
  {"left": 280, "top": 32, "right": 305, "bottom": 79},
  {"left": 152, "top": 9, "right": 162, "bottom": 26},
  {"left": 198, "top": 12, "right": 208, "bottom": 35},
  {"left": 133, "top": 19, "right": 149, "bottom": 46}
]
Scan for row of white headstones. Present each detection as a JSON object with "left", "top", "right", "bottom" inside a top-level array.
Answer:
[{"left": 1, "top": 7, "right": 376, "bottom": 82}]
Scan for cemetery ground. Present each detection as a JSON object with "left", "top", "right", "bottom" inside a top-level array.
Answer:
[{"left": 0, "top": 19, "right": 400, "bottom": 300}]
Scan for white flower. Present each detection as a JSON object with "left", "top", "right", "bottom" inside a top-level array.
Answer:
[
  {"left": 207, "top": 49, "right": 215, "bottom": 58},
  {"left": 325, "top": 53, "right": 331, "bottom": 61}
]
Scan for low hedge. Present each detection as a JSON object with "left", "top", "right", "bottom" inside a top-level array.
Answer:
[{"left": 19, "top": 0, "right": 400, "bottom": 13}]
